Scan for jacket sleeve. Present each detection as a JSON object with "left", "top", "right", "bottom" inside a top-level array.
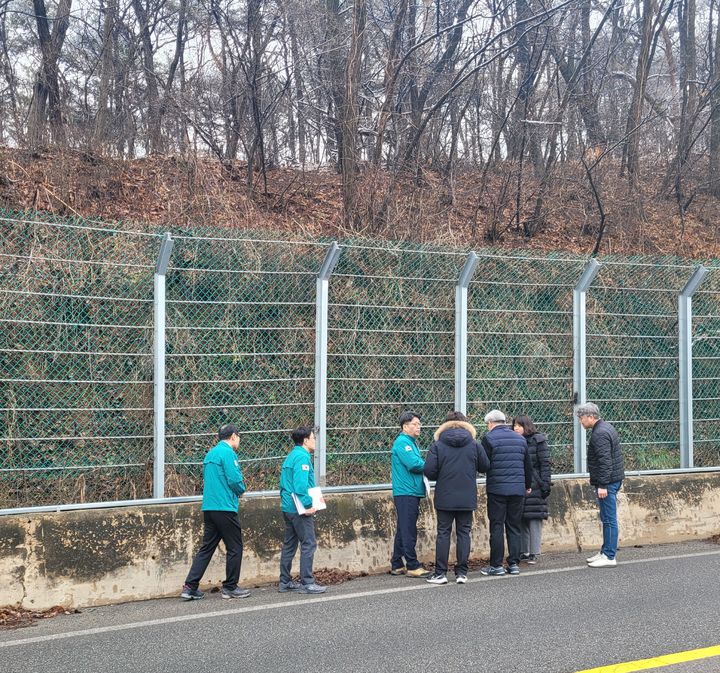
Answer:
[
  {"left": 537, "top": 439, "right": 552, "bottom": 491},
  {"left": 481, "top": 436, "right": 493, "bottom": 461},
  {"left": 396, "top": 440, "right": 425, "bottom": 474},
  {"left": 475, "top": 441, "right": 490, "bottom": 474},
  {"left": 523, "top": 443, "right": 533, "bottom": 490},
  {"left": 423, "top": 444, "right": 439, "bottom": 480},
  {"left": 592, "top": 428, "right": 613, "bottom": 487},
  {"left": 221, "top": 448, "right": 246, "bottom": 497},
  {"left": 292, "top": 456, "right": 313, "bottom": 508}
]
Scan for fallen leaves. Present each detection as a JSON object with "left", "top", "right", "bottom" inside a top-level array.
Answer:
[{"left": 0, "top": 604, "right": 80, "bottom": 631}]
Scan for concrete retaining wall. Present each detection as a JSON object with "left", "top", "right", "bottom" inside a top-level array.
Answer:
[{"left": 1, "top": 473, "right": 719, "bottom": 610}]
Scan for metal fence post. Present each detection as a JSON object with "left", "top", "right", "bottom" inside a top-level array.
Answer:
[
  {"left": 679, "top": 266, "right": 709, "bottom": 469},
  {"left": 573, "top": 259, "right": 601, "bottom": 474},
  {"left": 455, "top": 252, "right": 479, "bottom": 414},
  {"left": 314, "top": 242, "right": 342, "bottom": 485},
  {"left": 153, "top": 233, "right": 174, "bottom": 499}
]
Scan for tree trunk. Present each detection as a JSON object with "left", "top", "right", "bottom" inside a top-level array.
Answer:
[
  {"left": 28, "top": 0, "right": 72, "bottom": 148},
  {"left": 131, "top": 0, "right": 162, "bottom": 153},
  {"left": 710, "top": 5, "right": 720, "bottom": 194},
  {"left": 339, "top": 0, "right": 367, "bottom": 228}
]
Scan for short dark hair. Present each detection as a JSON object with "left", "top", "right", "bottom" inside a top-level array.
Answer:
[
  {"left": 444, "top": 410, "right": 468, "bottom": 422},
  {"left": 291, "top": 426, "right": 314, "bottom": 446},
  {"left": 218, "top": 423, "right": 239, "bottom": 440},
  {"left": 398, "top": 410, "right": 420, "bottom": 428},
  {"left": 511, "top": 415, "right": 537, "bottom": 437}
]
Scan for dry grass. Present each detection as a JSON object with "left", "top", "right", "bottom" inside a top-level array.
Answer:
[{"left": 3, "top": 147, "right": 720, "bottom": 258}]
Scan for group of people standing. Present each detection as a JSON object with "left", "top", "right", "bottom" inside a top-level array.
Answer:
[
  {"left": 391, "top": 402, "right": 625, "bottom": 583},
  {"left": 179, "top": 401, "right": 624, "bottom": 600}
]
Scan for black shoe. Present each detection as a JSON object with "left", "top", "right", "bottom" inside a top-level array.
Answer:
[
  {"left": 221, "top": 586, "right": 251, "bottom": 599},
  {"left": 507, "top": 564, "right": 520, "bottom": 575},
  {"left": 519, "top": 553, "right": 532, "bottom": 562},
  {"left": 180, "top": 585, "right": 205, "bottom": 601},
  {"left": 479, "top": 566, "right": 506, "bottom": 576},
  {"left": 527, "top": 554, "right": 538, "bottom": 565}
]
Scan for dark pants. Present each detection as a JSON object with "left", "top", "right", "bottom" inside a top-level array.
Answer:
[
  {"left": 185, "top": 510, "right": 243, "bottom": 590},
  {"left": 434, "top": 509, "right": 474, "bottom": 576},
  {"left": 279, "top": 511, "right": 318, "bottom": 586},
  {"left": 487, "top": 493, "right": 524, "bottom": 567},
  {"left": 391, "top": 495, "right": 422, "bottom": 571}
]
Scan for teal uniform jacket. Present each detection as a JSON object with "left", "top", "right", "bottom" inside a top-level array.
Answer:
[
  {"left": 280, "top": 445, "right": 315, "bottom": 513},
  {"left": 201, "top": 440, "right": 246, "bottom": 512},
  {"left": 391, "top": 433, "right": 426, "bottom": 497}
]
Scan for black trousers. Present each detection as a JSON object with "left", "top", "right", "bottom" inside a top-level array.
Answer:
[
  {"left": 391, "top": 495, "right": 422, "bottom": 571},
  {"left": 185, "top": 510, "right": 244, "bottom": 590},
  {"left": 487, "top": 493, "right": 524, "bottom": 567},
  {"left": 434, "top": 509, "right": 474, "bottom": 576}
]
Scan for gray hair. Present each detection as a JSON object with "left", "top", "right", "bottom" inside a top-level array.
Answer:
[
  {"left": 575, "top": 402, "right": 600, "bottom": 418},
  {"left": 484, "top": 409, "right": 506, "bottom": 423}
]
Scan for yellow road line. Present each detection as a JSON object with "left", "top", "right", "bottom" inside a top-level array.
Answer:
[{"left": 575, "top": 645, "right": 720, "bottom": 673}]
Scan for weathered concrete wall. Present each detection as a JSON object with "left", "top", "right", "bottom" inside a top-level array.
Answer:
[{"left": 1, "top": 473, "right": 719, "bottom": 610}]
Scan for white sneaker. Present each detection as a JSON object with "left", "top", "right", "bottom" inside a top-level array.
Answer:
[
  {"left": 426, "top": 574, "right": 448, "bottom": 585},
  {"left": 586, "top": 551, "right": 603, "bottom": 564},
  {"left": 456, "top": 575, "right": 467, "bottom": 584},
  {"left": 587, "top": 553, "right": 617, "bottom": 568}
]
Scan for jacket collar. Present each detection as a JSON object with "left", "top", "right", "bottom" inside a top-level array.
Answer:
[{"left": 434, "top": 420, "right": 477, "bottom": 441}]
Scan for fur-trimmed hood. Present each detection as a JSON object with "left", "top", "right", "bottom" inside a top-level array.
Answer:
[{"left": 434, "top": 420, "right": 477, "bottom": 441}]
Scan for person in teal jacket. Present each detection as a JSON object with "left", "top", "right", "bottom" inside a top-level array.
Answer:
[
  {"left": 390, "top": 410, "right": 430, "bottom": 577},
  {"left": 181, "top": 424, "right": 250, "bottom": 601},
  {"left": 278, "top": 426, "right": 327, "bottom": 595}
]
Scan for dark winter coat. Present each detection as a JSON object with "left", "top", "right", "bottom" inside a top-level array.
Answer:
[
  {"left": 482, "top": 425, "right": 533, "bottom": 497},
  {"left": 522, "top": 432, "right": 552, "bottom": 520},
  {"left": 587, "top": 419, "right": 625, "bottom": 487},
  {"left": 423, "top": 421, "right": 490, "bottom": 511}
]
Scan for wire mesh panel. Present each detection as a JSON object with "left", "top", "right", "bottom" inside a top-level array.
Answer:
[
  {"left": 163, "top": 233, "right": 327, "bottom": 494},
  {"left": 0, "top": 211, "right": 157, "bottom": 508},
  {"left": 324, "top": 243, "right": 465, "bottom": 486},
  {"left": 586, "top": 260, "right": 693, "bottom": 470},
  {"left": 467, "top": 252, "right": 584, "bottom": 473},
  {"left": 692, "top": 265, "right": 720, "bottom": 467}
]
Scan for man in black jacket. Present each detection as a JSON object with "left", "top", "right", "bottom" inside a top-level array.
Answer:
[
  {"left": 423, "top": 411, "right": 490, "bottom": 585},
  {"left": 479, "top": 409, "right": 533, "bottom": 576},
  {"left": 577, "top": 402, "right": 625, "bottom": 568}
]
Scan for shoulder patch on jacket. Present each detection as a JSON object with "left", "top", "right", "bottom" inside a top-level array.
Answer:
[
  {"left": 301, "top": 464, "right": 310, "bottom": 471},
  {"left": 405, "top": 446, "right": 413, "bottom": 451}
]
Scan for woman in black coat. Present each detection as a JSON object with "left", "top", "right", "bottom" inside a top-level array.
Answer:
[{"left": 512, "top": 415, "right": 551, "bottom": 564}]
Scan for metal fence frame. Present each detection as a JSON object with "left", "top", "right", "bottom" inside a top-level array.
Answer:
[{"left": 2, "top": 213, "right": 720, "bottom": 515}]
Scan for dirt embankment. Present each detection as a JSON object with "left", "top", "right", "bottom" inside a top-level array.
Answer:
[{"left": 2, "top": 146, "right": 720, "bottom": 258}]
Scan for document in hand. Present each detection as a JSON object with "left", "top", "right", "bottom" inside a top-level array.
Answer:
[{"left": 292, "top": 487, "right": 327, "bottom": 514}]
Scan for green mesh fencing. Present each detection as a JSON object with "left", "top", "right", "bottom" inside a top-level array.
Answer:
[
  {"left": 467, "top": 252, "right": 585, "bottom": 474},
  {"left": 586, "top": 260, "right": 694, "bottom": 470},
  {"left": 692, "top": 264, "right": 720, "bottom": 468},
  {"left": 2, "top": 210, "right": 720, "bottom": 511},
  {"left": 0, "top": 211, "right": 158, "bottom": 508},
  {"left": 325, "top": 243, "right": 465, "bottom": 485},
  {"left": 163, "top": 232, "right": 327, "bottom": 493}
]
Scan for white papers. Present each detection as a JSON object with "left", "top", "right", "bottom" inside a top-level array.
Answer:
[
  {"left": 292, "top": 487, "right": 326, "bottom": 514},
  {"left": 423, "top": 476, "right": 432, "bottom": 498}
]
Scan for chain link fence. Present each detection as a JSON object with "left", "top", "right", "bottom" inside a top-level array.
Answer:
[{"left": 2, "top": 210, "right": 720, "bottom": 511}]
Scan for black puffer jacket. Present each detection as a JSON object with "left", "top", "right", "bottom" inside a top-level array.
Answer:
[
  {"left": 423, "top": 421, "right": 490, "bottom": 511},
  {"left": 587, "top": 419, "right": 625, "bottom": 487},
  {"left": 482, "top": 425, "right": 533, "bottom": 497},
  {"left": 522, "top": 432, "right": 552, "bottom": 520}
]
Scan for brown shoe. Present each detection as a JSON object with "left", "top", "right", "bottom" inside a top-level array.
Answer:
[{"left": 406, "top": 567, "right": 430, "bottom": 578}]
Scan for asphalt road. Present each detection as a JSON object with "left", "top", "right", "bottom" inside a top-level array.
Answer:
[{"left": 2, "top": 540, "right": 720, "bottom": 673}]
